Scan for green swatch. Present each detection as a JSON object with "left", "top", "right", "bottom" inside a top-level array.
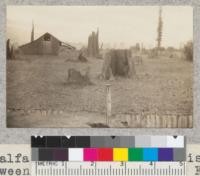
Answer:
[{"left": 128, "top": 148, "right": 143, "bottom": 161}]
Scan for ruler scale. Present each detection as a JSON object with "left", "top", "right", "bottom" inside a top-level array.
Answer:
[{"left": 32, "top": 161, "right": 186, "bottom": 176}]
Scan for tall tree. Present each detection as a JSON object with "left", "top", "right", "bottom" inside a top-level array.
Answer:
[
  {"left": 157, "top": 7, "right": 163, "bottom": 52},
  {"left": 31, "top": 21, "right": 34, "bottom": 42}
]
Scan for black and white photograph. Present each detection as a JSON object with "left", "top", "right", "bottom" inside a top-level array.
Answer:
[{"left": 6, "top": 6, "right": 193, "bottom": 128}]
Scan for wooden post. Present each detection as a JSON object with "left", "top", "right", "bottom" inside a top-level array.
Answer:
[{"left": 106, "top": 84, "right": 111, "bottom": 125}]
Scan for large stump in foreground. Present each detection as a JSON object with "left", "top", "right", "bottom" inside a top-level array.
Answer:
[{"left": 101, "top": 49, "right": 136, "bottom": 80}]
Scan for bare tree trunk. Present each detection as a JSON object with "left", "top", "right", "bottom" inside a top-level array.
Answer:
[
  {"left": 156, "top": 6, "right": 163, "bottom": 55},
  {"left": 6, "top": 39, "right": 11, "bottom": 59},
  {"left": 87, "top": 29, "right": 100, "bottom": 57}
]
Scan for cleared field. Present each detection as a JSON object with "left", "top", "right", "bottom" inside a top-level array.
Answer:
[{"left": 7, "top": 53, "right": 193, "bottom": 128}]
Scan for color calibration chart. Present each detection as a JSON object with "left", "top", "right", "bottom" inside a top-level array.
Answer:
[{"left": 31, "top": 136, "right": 186, "bottom": 176}]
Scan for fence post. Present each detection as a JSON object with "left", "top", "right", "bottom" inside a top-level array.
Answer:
[{"left": 106, "top": 84, "right": 111, "bottom": 125}]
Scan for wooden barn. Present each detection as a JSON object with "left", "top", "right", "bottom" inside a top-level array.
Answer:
[{"left": 19, "top": 32, "right": 75, "bottom": 55}]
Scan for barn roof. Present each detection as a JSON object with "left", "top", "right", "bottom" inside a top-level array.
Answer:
[{"left": 20, "top": 32, "right": 75, "bottom": 50}]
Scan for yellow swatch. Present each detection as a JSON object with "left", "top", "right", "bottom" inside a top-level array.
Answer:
[{"left": 113, "top": 148, "right": 128, "bottom": 161}]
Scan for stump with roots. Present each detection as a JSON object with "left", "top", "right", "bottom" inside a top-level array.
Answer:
[{"left": 67, "top": 67, "right": 92, "bottom": 86}]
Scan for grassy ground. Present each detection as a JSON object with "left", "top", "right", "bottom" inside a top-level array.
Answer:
[{"left": 7, "top": 52, "right": 193, "bottom": 127}]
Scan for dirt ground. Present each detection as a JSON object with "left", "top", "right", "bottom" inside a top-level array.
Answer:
[{"left": 6, "top": 52, "right": 193, "bottom": 128}]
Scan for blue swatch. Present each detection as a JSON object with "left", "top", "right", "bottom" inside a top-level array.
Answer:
[{"left": 143, "top": 148, "right": 158, "bottom": 161}]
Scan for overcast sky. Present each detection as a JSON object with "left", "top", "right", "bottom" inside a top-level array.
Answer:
[{"left": 7, "top": 6, "right": 193, "bottom": 48}]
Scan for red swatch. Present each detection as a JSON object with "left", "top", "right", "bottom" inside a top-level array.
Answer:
[{"left": 98, "top": 148, "right": 113, "bottom": 161}]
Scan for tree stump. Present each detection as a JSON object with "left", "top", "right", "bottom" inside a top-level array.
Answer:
[{"left": 67, "top": 68, "right": 92, "bottom": 86}]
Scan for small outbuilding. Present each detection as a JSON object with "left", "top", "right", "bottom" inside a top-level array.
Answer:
[{"left": 19, "top": 32, "right": 75, "bottom": 55}]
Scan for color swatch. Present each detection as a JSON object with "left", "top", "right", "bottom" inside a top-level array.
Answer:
[
  {"left": 98, "top": 148, "right": 113, "bottom": 161},
  {"left": 31, "top": 136, "right": 186, "bottom": 162},
  {"left": 113, "top": 148, "right": 128, "bottom": 161},
  {"left": 32, "top": 147, "right": 185, "bottom": 162}
]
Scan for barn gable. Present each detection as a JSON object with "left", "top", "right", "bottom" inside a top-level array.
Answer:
[{"left": 19, "top": 32, "right": 74, "bottom": 55}]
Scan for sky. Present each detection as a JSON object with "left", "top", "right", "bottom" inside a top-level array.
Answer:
[{"left": 7, "top": 6, "right": 193, "bottom": 49}]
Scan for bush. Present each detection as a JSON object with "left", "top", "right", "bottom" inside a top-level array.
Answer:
[{"left": 183, "top": 41, "right": 193, "bottom": 61}]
